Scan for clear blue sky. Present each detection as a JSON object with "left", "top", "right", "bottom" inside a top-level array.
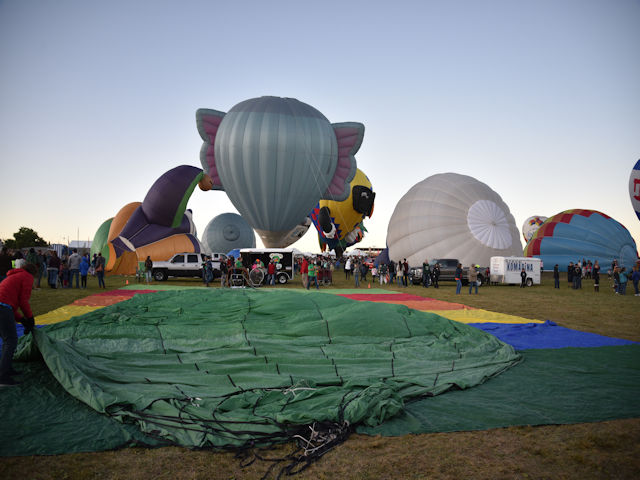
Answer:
[{"left": 1, "top": 0, "right": 639, "bottom": 253}]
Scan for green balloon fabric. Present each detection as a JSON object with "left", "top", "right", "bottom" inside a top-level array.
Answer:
[
  {"left": 0, "top": 362, "right": 161, "bottom": 456},
  {"left": 16, "top": 289, "right": 520, "bottom": 449},
  {"left": 358, "top": 344, "right": 640, "bottom": 435}
]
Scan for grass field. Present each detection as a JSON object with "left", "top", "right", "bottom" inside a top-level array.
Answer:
[{"left": 2, "top": 270, "right": 639, "bottom": 479}]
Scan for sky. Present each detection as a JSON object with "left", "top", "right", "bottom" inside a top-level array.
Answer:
[{"left": 1, "top": 0, "right": 639, "bottom": 255}]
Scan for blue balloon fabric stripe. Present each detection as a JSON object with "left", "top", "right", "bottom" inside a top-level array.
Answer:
[{"left": 470, "top": 320, "right": 636, "bottom": 351}]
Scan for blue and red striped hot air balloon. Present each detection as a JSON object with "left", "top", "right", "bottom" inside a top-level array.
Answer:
[{"left": 524, "top": 209, "right": 638, "bottom": 272}]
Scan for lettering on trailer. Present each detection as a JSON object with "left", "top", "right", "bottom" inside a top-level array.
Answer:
[{"left": 506, "top": 259, "right": 535, "bottom": 272}]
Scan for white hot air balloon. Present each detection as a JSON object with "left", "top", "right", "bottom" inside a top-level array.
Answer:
[
  {"left": 386, "top": 173, "right": 523, "bottom": 267},
  {"left": 522, "top": 216, "right": 548, "bottom": 243}
]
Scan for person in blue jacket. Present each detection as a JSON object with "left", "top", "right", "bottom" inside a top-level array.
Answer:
[
  {"left": 618, "top": 267, "right": 628, "bottom": 295},
  {"left": 455, "top": 263, "right": 463, "bottom": 294},
  {"left": 79, "top": 254, "right": 90, "bottom": 289}
]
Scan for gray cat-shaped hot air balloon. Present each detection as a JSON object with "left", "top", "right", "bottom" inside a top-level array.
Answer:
[{"left": 196, "top": 96, "right": 364, "bottom": 248}]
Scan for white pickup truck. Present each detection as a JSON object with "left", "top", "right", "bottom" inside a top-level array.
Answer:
[{"left": 151, "top": 252, "right": 227, "bottom": 281}]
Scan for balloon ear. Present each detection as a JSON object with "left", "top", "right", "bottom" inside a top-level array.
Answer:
[
  {"left": 196, "top": 108, "right": 226, "bottom": 190},
  {"left": 323, "top": 122, "right": 363, "bottom": 201}
]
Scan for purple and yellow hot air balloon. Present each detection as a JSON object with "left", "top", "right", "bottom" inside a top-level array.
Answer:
[{"left": 94, "top": 165, "right": 212, "bottom": 274}]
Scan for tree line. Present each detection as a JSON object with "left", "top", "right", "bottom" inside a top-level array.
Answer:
[{"left": 1, "top": 227, "right": 49, "bottom": 250}]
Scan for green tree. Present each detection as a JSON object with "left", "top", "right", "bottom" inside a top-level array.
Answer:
[{"left": 3, "top": 227, "right": 48, "bottom": 249}]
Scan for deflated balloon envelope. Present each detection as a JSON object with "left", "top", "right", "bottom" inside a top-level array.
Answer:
[
  {"left": 386, "top": 173, "right": 522, "bottom": 267},
  {"left": 524, "top": 209, "right": 638, "bottom": 271}
]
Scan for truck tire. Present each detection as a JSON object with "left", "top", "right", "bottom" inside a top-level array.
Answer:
[
  {"left": 526, "top": 278, "right": 533, "bottom": 287},
  {"left": 277, "top": 273, "right": 288, "bottom": 284},
  {"left": 153, "top": 270, "right": 167, "bottom": 281}
]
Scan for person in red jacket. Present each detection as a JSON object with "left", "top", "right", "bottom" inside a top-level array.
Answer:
[
  {"left": 267, "top": 259, "right": 276, "bottom": 286},
  {"left": 300, "top": 257, "right": 309, "bottom": 289},
  {"left": 0, "top": 263, "right": 37, "bottom": 387}
]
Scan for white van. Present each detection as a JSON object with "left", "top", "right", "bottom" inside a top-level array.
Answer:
[{"left": 490, "top": 256, "right": 541, "bottom": 286}]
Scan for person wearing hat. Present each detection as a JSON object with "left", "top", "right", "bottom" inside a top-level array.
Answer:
[{"left": 0, "top": 262, "right": 37, "bottom": 387}]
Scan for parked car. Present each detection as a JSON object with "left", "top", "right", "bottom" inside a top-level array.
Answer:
[
  {"left": 151, "top": 252, "right": 226, "bottom": 281},
  {"left": 410, "top": 258, "right": 485, "bottom": 286}
]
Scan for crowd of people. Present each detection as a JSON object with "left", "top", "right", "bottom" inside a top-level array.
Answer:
[
  {"left": 0, "top": 247, "right": 107, "bottom": 290},
  {"left": 3, "top": 246, "right": 638, "bottom": 297},
  {"left": 298, "top": 256, "right": 481, "bottom": 293},
  {"left": 555, "top": 258, "right": 640, "bottom": 296},
  {"left": 340, "top": 256, "right": 409, "bottom": 288},
  {"left": 296, "top": 256, "right": 334, "bottom": 290},
  {"left": 609, "top": 259, "right": 640, "bottom": 296},
  {"left": 304, "top": 254, "right": 640, "bottom": 297},
  {"left": 0, "top": 247, "right": 106, "bottom": 289}
]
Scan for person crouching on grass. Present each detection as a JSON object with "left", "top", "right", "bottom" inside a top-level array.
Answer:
[{"left": 0, "top": 262, "right": 37, "bottom": 387}]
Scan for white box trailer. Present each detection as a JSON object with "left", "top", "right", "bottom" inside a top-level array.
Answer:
[{"left": 490, "top": 256, "right": 541, "bottom": 286}]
